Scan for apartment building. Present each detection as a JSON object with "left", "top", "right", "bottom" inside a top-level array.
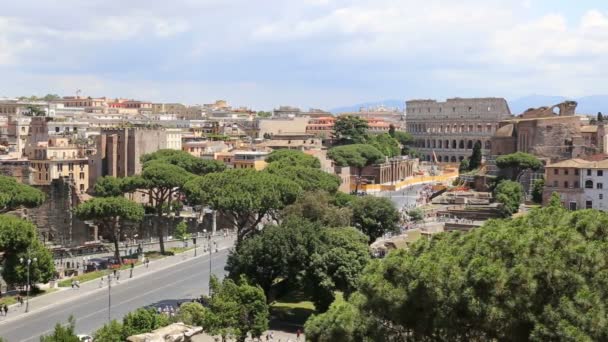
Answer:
[{"left": 544, "top": 158, "right": 608, "bottom": 210}]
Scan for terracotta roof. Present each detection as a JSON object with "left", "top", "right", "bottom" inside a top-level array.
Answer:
[
  {"left": 495, "top": 124, "right": 514, "bottom": 137},
  {"left": 547, "top": 158, "right": 608, "bottom": 169}
]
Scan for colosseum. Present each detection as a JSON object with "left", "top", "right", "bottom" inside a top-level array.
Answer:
[{"left": 405, "top": 98, "right": 512, "bottom": 162}]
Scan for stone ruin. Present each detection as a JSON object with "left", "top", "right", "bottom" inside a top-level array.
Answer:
[{"left": 127, "top": 323, "right": 203, "bottom": 342}]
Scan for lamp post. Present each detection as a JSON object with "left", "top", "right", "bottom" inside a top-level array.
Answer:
[
  {"left": 19, "top": 255, "right": 37, "bottom": 313},
  {"left": 207, "top": 234, "right": 217, "bottom": 296},
  {"left": 107, "top": 272, "right": 114, "bottom": 324}
]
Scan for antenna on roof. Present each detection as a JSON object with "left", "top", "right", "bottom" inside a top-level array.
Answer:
[{"left": 76, "top": 89, "right": 82, "bottom": 97}]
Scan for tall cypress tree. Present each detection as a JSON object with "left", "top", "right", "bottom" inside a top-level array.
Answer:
[{"left": 469, "top": 141, "right": 482, "bottom": 170}]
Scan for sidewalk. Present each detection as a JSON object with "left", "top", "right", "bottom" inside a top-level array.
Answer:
[{"left": 0, "top": 235, "right": 235, "bottom": 324}]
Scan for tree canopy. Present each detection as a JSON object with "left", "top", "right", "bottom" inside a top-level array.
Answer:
[
  {"left": 468, "top": 141, "right": 482, "bottom": 170},
  {"left": 203, "top": 276, "right": 269, "bottom": 342},
  {"left": 368, "top": 133, "right": 400, "bottom": 158},
  {"left": 266, "top": 164, "right": 341, "bottom": 193},
  {"left": 494, "top": 180, "right": 523, "bottom": 217},
  {"left": 0, "top": 175, "right": 45, "bottom": 213},
  {"left": 93, "top": 176, "right": 126, "bottom": 197},
  {"left": 184, "top": 169, "right": 302, "bottom": 243},
  {"left": 74, "top": 197, "right": 144, "bottom": 263},
  {"left": 40, "top": 316, "right": 80, "bottom": 342},
  {"left": 0, "top": 215, "right": 54, "bottom": 286},
  {"left": 332, "top": 116, "right": 369, "bottom": 145},
  {"left": 496, "top": 152, "right": 543, "bottom": 180},
  {"left": 348, "top": 206, "right": 608, "bottom": 341},
  {"left": 350, "top": 196, "right": 400, "bottom": 242},
  {"left": 328, "top": 144, "right": 384, "bottom": 193},
  {"left": 282, "top": 191, "right": 352, "bottom": 227},
  {"left": 141, "top": 149, "right": 225, "bottom": 175},
  {"left": 265, "top": 149, "right": 321, "bottom": 169}
]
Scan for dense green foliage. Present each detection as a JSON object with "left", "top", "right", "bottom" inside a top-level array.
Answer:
[
  {"left": 532, "top": 178, "right": 545, "bottom": 204},
  {"left": 469, "top": 141, "right": 482, "bottom": 170},
  {"left": 141, "top": 149, "right": 225, "bottom": 175},
  {"left": 332, "top": 116, "right": 369, "bottom": 145},
  {"left": 93, "top": 176, "right": 125, "bottom": 197},
  {"left": 328, "top": 144, "right": 384, "bottom": 193},
  {"left": 74, "top": 197, "right": 144, "bottom": 263},
  {"left": 496, "top": 152, "right": 543, "bottom": 180},
  {"left": 408, "top": 208, "right": 424, "bottom": 222},
  {"left": 121, "top": 308, "right": 170, "bottom": 339},
  {"left": 282, "top": 191, "right": 352, "bottom": 227},
  {"left": 184, "top": 169, "right": 301, "bottom": 243},
  {"left": 351, "top": 196, "right": 400, "bottom": 242},
  {"left": 93, "top": 320, "right": 124, "bottom": 342},
  {"left": 459, "top": 159, "right": 470, "bottom": 172},
  {"left": 368, "top": 133, "right": 401, "bottom": 158},
  {"left": 266, "top": 164, "right": 341, "bottom": 193},
  {"left": 494, "top": 180, "right": 523, "bottom": 217},
  {"left": 227, "top": 220, "right": 370, "bottom": 311},
  {"left": 305, "top": 294, "right": 368, "bottom": 342},
  {"left": 0, "top": 215, "right": 54, "bottom": 286},
  {"left": 204, "top": 276, "right": 269, "bottom": 342},
  {"left": 174, "top": 221, "right": 190, "bottom": 241},
  {"left": 177, "top": 302, "right": 207, "bottom": 326},
  {"left": 0, "top": 175, "right": 45, "bottom": 213},
  {"left": 39, "top": 316, "right": 79, "bottom": 342},
  {"left": 342, "top": 206, "right": 608, "bottom": 341},
  {"left": 265, "top": 149, "right": 321, "bottom": 169}
]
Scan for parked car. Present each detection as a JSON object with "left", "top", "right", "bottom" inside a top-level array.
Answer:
[{"left": 77, "top": 334, "right": 93, "bottom": 342}]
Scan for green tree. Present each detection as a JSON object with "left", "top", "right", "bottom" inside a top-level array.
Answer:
[
  {"left": 93, "top": 176, "right": 125, "bottom": 197},
  {"left": 177, "top": 302, "right": 208, "bottom": 326},
  {"left": 388, "top": 124, "right": 396, "bottom": 137},
  {"left": 0, "top": 215, "right": 54, "bottom": 286},
  {"left": 257, "top": 111, "right": 272, "bottom": 118},
  {"left": 141, "top": 149, "right": 225, "bottom": 175},
  {"left": 24, "top": 105, "right": 46, "bottom": 117},
  {"left": 368, "top": 133, "right": 400, "bottom": 158},
  {"left": 496, "top": 152, "right": 543, "bottom": 180},
  {"left": 598, "top": 112, "right": 604, "bottom": 122},
  {"left": 203, "top": 276, "right": 269, "bottom": 342},
  {"left": 351, "top": 196, "right": 399, "bottom": 242},
  {"left": 459, "top": 159, "right": 470, "bottom": 173},
  {"left": 328, "top": 144, "right": 384, "bottom": 194},
  {"left": 266, "top": 164, "right": 341, "bottom": 193},
  {"left": 174, "top": 220, "right": 190, "bottom": 242},
  {"left": 304, "top": 294, "right": 368, "bottom": 342},
  {"left": 532, "top": 178, "right": 545, "bottom": 204},
  {"left": 332, "top": 116, "right": 369, "bottom": 145},
  {"left": 184, "top": 169, "right": 301, "bottom": 243},
  {"left": 282, "top": 191, "right": 352, "bottom": 227},
  {"left": 138, "top": 161, "right": 193, "bottom": 254},
  {"left": 74, "top": 197, "right": 144, "bottom": 264},
  {"left": 265, "top": 149, "right": 321, "bottom": 169},
  {"left": 355, "top": 206, "right": 608, "bottom": 341},
  {"left": 494, "top": 180, "right": 523, "bottom": 217},
  {"left": 549, "top": 192, "right": 562, "bottom": 207},
  {"left": 307, "top": 228, "right": 371, "bottom": 311},
  {"left": 43, "top": 94, "right": 61, "bottom": 101},
  {"left": 468, "top": 141, "right": 482, "bottom": 170},
  {"left": 226, "top": 219, "right": 321, "bottom": 300},
  {"left": 0, "top": 175, "right": 45, "bottom": 213},
  {"left": 122, "top": 308, "right": 170, "bottom": 339},
  {"left": 40, "top": 316, "right": 79, "bottom": 342},
  {"left": 408, "top": 208, "right": 424, "bottom": 222},
  {"left": 93, "top": 320, "right": 124, "bottom": 342}
]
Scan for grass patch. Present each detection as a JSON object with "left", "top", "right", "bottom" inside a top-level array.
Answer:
[
  {"left": 270, "top": 290, "right": 315, "bottom": 326},
  {"left": 0, "top": 288, "right": 58, "bottom": 305},
  {"left": 58, "top": 270, "right": 106, "bottom": 287},
  {"left": 167, "top": 246, "right": 194, "bottom": 254}
]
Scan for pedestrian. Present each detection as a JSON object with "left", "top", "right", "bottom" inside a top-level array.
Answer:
[
  {"left": 71, "top": 280, "right": 76, "bottom": 289},
  {"left": 99, "top": 276, "right": 105, "bottom": 288},
  {"left": 75, "top": 280, "right": 80, "bottom": 288},
  {"left": 296, "top": 328, "right": 302, "bottom": 341},
  {"left": 145, "top": 257, "right": 150, "bottom": 268},
  {"left": 113, "top": 269, "right": 117, "bottom": 277},
  {"left": 3, "top": 304, "right": 7, "bottom": 316},
  {"left": 130, "top": 262, "right": 134, "bottom": 278},
  {"left": 116, "top": 270, "right": 120, "bottom": 282}
]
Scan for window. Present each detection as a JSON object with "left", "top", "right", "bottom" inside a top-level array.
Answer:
[
  {"left": 601, "top": 194, "right": 604, "bottom": 200},
  {"left": 564, "top": 169, "right": 569, "bottom": 175},
  {"left": 588, "top": 169, "right": 592, "bottom": 176},
  {"left": 575, "top": 169, "right": 579, "bottom": 176},
  {"left": 564, "top": 181, "right": 569, "bottom": 188},
  {"left": 79, "top": 172, "right": 85, "bottom": 180},
  {"left": 598, "top": 183, "right": 604, "bottom": 189},
  {"left": 553, "top": 180, "right": 558, "bottom": 187},
  {"left": 554, "top": 169, "right": 558, "bottom": 175},
  {"left": 574, "top": 181, "right": 579, "bottom": 188},
  {"left": 79, "top": 184, "right": 84, "bottom": 192},
  {"left": 586, "top": 200, "right": 593, "bottom": 209},
  {"left": 599, "top": 170, "right": 604, "bottom": 177},
  {"left": 586, "top": 180, "right": 594, "bottom": 189}
]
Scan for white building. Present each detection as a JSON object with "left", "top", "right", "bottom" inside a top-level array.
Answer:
[{"left": 581, "top": 160, "right": 608, "bottom": 210}]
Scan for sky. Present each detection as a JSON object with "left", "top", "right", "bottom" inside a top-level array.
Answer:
[{"left": 1, "top": 0, "right": 608, "bottom": 110}]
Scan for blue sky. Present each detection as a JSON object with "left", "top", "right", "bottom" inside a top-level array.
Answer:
[{"left": 1, "top": 0, "right": 608, "bottom": 110}]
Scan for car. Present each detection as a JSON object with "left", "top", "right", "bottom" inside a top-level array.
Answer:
[{"left": 77, "top": 335, "right": 93, "bottom": 342}]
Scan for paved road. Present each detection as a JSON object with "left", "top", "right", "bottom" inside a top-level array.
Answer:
[{"left": 0, "top": 248, "right": 230, "bottom": 341}]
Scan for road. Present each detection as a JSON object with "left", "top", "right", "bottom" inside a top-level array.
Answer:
[{"left": 0, "top": 249, "right": 229, "bottom": 342}]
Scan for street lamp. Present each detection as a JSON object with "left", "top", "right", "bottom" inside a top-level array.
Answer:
[
  {"left": 19, "top": 256, "right": 37, "bottom": 313},
  {"left": 207, "top": 235, "right": 217, "bottom": 296}
]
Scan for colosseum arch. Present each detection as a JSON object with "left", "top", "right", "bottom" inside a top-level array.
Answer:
[
  {"left": 485, "top": 140, "right": 491, "bottom": 150},
  {"left": 467, "top": 140, "right": 473, "bottom": 149},
  {"left": 459, "top": 140, "right": 464, "bottom": 149}
]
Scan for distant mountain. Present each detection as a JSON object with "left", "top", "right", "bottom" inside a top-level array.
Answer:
[
  {"left": 330, "top": 99, "right": 404, "bottom": 114},
  {"left": 508, "top": 95, "right": 608, "bottom": 116}
]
